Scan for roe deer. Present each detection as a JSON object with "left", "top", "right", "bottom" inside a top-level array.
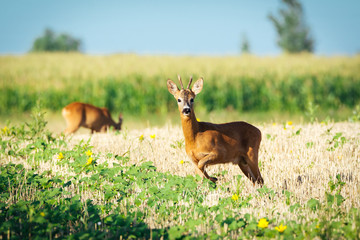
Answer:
[
  {"left": 167, "top": 76, "right": 264, "bottom": 185},
  {"left": 62, "top": 102, "right": 122, "bottom": 134}
]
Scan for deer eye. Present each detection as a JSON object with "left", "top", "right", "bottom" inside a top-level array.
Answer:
[
  {"left": 177, "top": 99, "right": 181, "bottom": 103},
  {"left": 190, "top": 98, "right": 194, "bottom": 103}
]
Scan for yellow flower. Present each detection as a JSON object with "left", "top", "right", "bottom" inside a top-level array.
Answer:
[
  {"left": 283, "top": 127, "right": 287, "bottom": 130},
  {"left": 2, "top": 126, "right": 9, "bottom": 134},
  {"left": 86, "top": 157, "right": 93, "bottom": 165},
  {"left": 275, "top": 224, "right": 287, "bottom": 233},
  {"left": 258, "top": 218, "right": 269, "bottom": 228},
  {"left": 179, "top": 160, "right": 184, "bottom": 164},
  {"left": 150, "top": 134, "right": 156, "bottom": 139},
  {"left": 272, "top": 123, "right": 276, "bottom": 126},
  {"left": 287, "top": 121, "right": 293, "bottom": 125},
  {"left": 196, "top": 118, "right": 200, "bottom": 122},
  {"left": 57, "top": 152, "right": 64, "bottom": 160},
  {"left": 139, "top": 134, "right": 144, "bottom": 141},
  {"left": 40, "top": 212, "right": 45, "bottom": 217},
  {"left": 231, "top": 194, "right": 239, "bottom": 201},
  {"left": 85, "top": 150, "right": 93, "bottom": 156},
  {"left": 337, "top": 155, "right": 342, "bottom": 160},
  {"left": 316, "top": 224, "right": 320, "bottom": 229}
]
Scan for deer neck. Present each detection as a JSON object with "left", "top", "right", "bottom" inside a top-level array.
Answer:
[
  {"left": 107, "top": 118, "right": 116, "bottom": 127},
  {"left": 180, "top": 111, "right": 199, "bottom": 144}
]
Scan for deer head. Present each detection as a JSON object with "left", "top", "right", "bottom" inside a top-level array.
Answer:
[
  {"left": 167, "top": 75, "right": 203, "bottom": 118},
  {"left": 115, "top": 113, "right": 123, "bottom": 130}
]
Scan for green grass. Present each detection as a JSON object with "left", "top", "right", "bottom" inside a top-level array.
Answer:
[{"left": 1, "top": 53, "right": 360, "bottom": 118}]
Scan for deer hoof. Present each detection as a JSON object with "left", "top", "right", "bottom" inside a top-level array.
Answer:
[{"left": 210, "top": 177, "right": 218, "bottom": 183}]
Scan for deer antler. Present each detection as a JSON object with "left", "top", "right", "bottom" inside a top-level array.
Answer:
[
  {"left": 178, "top": 75, "right": 184, "bottom": 89},
  {"left": 187, "top": 76, "right": 193, "bottom": 89}
]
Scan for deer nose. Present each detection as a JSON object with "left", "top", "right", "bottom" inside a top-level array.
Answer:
[{"left": 182, "top": 107, "right": 191, "bottom": 115}]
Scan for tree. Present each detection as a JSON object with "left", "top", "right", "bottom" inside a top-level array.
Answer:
[
  {"left": 268, "top": 0, "right": 314, "bottom": 53},
  {"left": 31, "top": 28, "right": 82, "bottom": 52},
  {"left": 240, "top": 33, "right": 250, "bottom": 54}
]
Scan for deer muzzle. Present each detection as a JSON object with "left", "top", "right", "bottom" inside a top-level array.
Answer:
[{"left": 182, "top": 107, "right": 191, "bottom": 115}]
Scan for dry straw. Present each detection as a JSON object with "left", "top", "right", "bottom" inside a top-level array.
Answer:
[
  {"left": 2, "top": 121, "right": 359, "bottom": 230},
  {"left": 66, "top": 122, "right": 360, "bottom": 223}
]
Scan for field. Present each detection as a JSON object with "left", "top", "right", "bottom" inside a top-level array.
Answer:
[
  {"left": 0, "top": 110, "right": 359, "bottom": 239},
  {"left": 1, "top": 54, "right": 360, "bottom": 120},
  {"left": 1, "top": 53, "right": 360, "bottom": 239}
]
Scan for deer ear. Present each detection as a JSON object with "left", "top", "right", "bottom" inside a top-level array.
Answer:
[
  {"left": 167, "top": 80, "right": 179, "bottom": 96},
  {"left": 192, "top": 78, "right": 203, "bottom": 95}
]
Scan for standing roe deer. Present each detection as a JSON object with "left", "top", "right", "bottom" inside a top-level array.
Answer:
[
  {"left": 167, "top": 76, "right": 264, "bottom": 185},
  {"left": 62, "top": 102, "right": 122, "bottom": 134}
]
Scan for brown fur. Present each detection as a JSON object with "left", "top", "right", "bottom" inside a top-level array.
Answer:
[
  {"left": 167, "top": 76, "right": 263, "bottom": 185},
  {"left": 62, "top": 102, "right": 122, "bottom": 134}
]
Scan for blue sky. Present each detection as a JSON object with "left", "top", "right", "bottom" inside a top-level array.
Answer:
[{"left": 0, "top": 0, "right": 359, "bottom": 55}]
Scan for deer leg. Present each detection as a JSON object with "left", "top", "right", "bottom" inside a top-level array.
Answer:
[
  {"left": 238, "top": 156, "right": 257, "bottom": 184},
  {"left": 192, "top": 161, "right": 216, "bottom": 182},
  {"left": 194, "top": 167, "right": 204, "bottom": 176},
  {"left": 64, "top": 120, "right": 82, "bottom": 134},
  {"left": 201, "top": 168, "right": 217, "bottom": 182},
  {"left": 189, "top": 158, "right": 207, "bottom": 178},
  {"left": 63, "top": 109, "right": 83, "bottom": 134},
  {"left": 100, "top": 125, "right": 108, "bottom": 133},
  {"left": 246, "top": 147, "right": 264, "bottom": 186},
  {"left": 198, "top": 153, "right": 218, "bottom": 183}
]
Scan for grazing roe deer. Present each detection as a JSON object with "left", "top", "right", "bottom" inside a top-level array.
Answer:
[
  {"left": 167, "top": 76, "right": 264, "bottom": 185},
  {"left": 62, "top": 102, "right": 122, "bottom": 134}
]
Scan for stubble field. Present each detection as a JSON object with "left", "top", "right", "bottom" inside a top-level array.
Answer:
[{"left": 1, "top": 113, "right": 359, "bottom": 239}]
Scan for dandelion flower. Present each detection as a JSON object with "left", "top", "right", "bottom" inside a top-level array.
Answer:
[
  {"left": 139, "top": 134, "right": 144, "bottom": 141},
  {"left": 86, "top": 157, "right": 93, "bottom": 166},
  {"left": 57, "top": 152, "right": 64, "bottom": 160},
  {"left": 150, "top": 134, "right": 156, "bottom": 139},
  {"left": 2, "top": 126, "right": 9, "bottom": 134},
  {"left": 287, "top": 121, "right": 293, "bottom": 125},
  {"left": 275, "top": 224, "right": 287, "bottom": 233},
  {"left": 257, "top": 218, "right": 269, "bottom": 229},
  {"left": 231, "top": 194, "right": 239, "bottom": 201},
  {"left": 85, "top": 150, "right": 93, "bottom": 156},
  {"left": 40, "top": 212, "right": 45, "bottom": 217},
  {"left": 179, "top": 160, "right": 184, "bottom": 164},
  {"left": 272, "top": 123, "right": 276, "bottom": 126},
  {"left": 316, "top": 224, "right": 320, "bottom": 229}
]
